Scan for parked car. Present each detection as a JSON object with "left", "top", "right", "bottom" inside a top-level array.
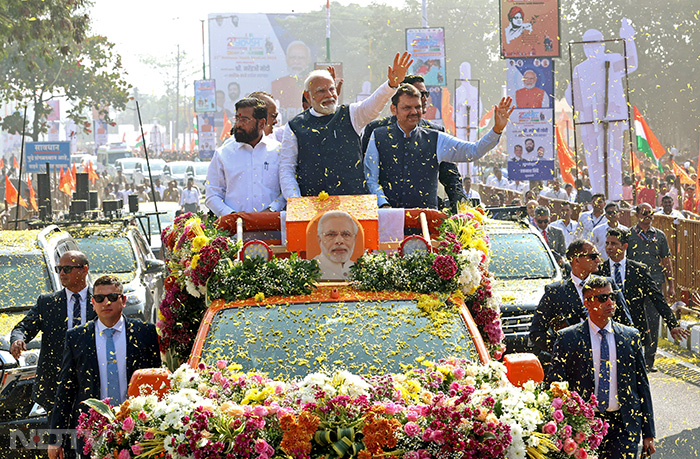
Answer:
[
  {"left": 191, "top": 161, "right": 210, "bottom": 190},
  {"left": 131, "top": 201, "right": 181, "bottom": 259},
  {"left": 0, "top": 226, "right": 81, "bottom": 456},
  {"left": 162, "top": 161, "right": 195, "bottom": 187},
  {"left": 114, "top": 158, "right": 146, "bottom": 182},
  {"left": 66, "top": 223, "right": 166, "bottom": 324},
  {"left": 487, "top": 218, "right": 562, "bottom": 354},
  {"left": 133, "top": 159, "right": 167, "bottom": 185}
]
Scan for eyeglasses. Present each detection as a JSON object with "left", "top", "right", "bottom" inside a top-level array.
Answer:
[
  {"left": 55, "top": 265, "right": 85, "bottom": 274},
  {"left": 322, "top": 231, "right": 355, "bottom": 241},
  {"left": 234, "top": 115, "right": 255, "bottom": 124},
  {"left": 93, "top": 293, "right": 123, "bottom": 303},
  {"left": 536, "top": 219, "right": 549, "bottom": 225},
  {"left": 585, "top": 293, "right": 616, "bottom": 303},
  {"left": 578, "top": 252, "right": 601, "bottom": 260},
  {"left": 606, "top": 210, "right": 618, "bottom": 215},
  {"left": 419, "top": 91, "right": 430, "bottom": 99},
  {"left": 639, "top": 210, "right": 654, "bottom": 217}
]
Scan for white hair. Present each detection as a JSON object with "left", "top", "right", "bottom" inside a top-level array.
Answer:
[
  {"left": 317, "top": 211, "right": 358, "bottom": 236},
  {"left": 304, "top": 70, "right": 334, "bottom": 92}
]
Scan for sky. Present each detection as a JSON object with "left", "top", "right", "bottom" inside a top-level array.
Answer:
[{"left": 89, "top": 0, "right": 390, "bottom": 96}]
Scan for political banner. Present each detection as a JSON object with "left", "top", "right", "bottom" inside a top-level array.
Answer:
[
  {"left": 47, "top": 121, "right": 60, "bottom": 142},
  {"left": 197, "top": 114, "right": 217, "bottom": 160},
  {"left": 208, "top": 13, "right": 317, "bottom": 124},
  {"left": 405, "top": 28, "right": 447, "bottom": 86},
  {"left": 506, "top": 108, "right": 555, "bottom": 181},
  {"left": 500, "top": 0, "right": 560, "bottom": 58},
  {"left": 195, "top": 80, "right": 217, "bottom": 113},
  {"left": 46, "top": 100, "right": 60, "bottom": 121},
  {"left": 93, "top": 119, "right": 108, "bottom": 147},
  {"left": 506, "top": 58, "right": 554, "bottom": 109},
  {"left": 25, "top": 142, "right": 71, "bottom": 173}
]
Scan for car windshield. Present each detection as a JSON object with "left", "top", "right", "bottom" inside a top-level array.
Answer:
[
  {"left": 169, "top": 163, "right": 190, "bottom": 174},
  {"left": 145, "top": 213, "right": 176, "bottom": 236},
  {"left": 489, "top": 233, "right": 556, "bottom": 280},
  {"left": 194, "top": 163, "right": 209, "bottom": 175},
  {"left": 145, "top": 161, "right": 166, "bottom": 172},
  {"left": 0, "top": 253, "right": 52, "bottom": 309},
  {"left": 200, "top": 299, "right": 479, "bottom": 379},
  {"left": 117, "top": 159, "right": 141, "bottom": 169},
  {"left": 76, "top": 237, "right": 137, "bottom": 274}
]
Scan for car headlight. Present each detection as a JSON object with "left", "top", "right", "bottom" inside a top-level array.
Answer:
[
  {"left": 19, "top": 349, "right": 40, "bottom": 367},
  {"left": 125, "top": 288, "right": 147, "bottom": 306}
]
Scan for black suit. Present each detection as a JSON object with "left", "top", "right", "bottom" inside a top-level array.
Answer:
[
  {"left": 548, "top": 320, "right": 654, "bottom": 458},
  {"left": 361, "top": 116, "right": 467, "bottom": 212},
  {"left": 599, "top": 259, "right": 679, "bottom": 358},
  {"left": 529, "top": 278, "right": 633, "bottom": 363},
  {"left": 10, "top": 289, "right": 96, "bottom": 412},
  {"left": 49, "top": 318, "right": 160, "bottom": 433}
]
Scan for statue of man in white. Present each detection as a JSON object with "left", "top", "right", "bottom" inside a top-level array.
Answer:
[{"left": 454, "top": 62, "right": 483, "bottom": 180}]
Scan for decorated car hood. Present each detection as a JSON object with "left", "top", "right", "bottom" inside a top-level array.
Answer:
[{"left": 493, "top": 278, "right": 551, "bottom": 307}]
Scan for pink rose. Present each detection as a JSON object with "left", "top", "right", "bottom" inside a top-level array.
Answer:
[
  {"left": 255, "top": 439, "right": 271, "bottom": 454},
  {"left": 453, "top": 367, "right": 466, "bottom": 379},
  {"left": 403, "top": 452, "right": 420, "bottom": 459},
  {"left": 553, "top": 409, "right": 565, "bottom": 422},
  {"left": 574, "top": 431, "right": 586, "bottom": 444},
  {"left": 216, "top": 359, "right": 227, "bottom": 369},
  {"left": 574, "top": 448, "right": 588, "bottom": 459},
  {"left": 542, "top": 421, "right": 558, "bottom": 435},
  {"left": 552, "top": 397, "right": 564, "bottom": 409},
  {"left": 121, "top": 417, "right": 135, "bottom": 433},
  {"left": 405, "top": 409, "right": 419, "bottom": 422},
  {"left": 118, "top": 450, "right": 131, "bottom": 459},
  {"left": 384, "top": 402, "right": 401, "bottom": 415},
  {"left": 253, "top": 405, "right": 268, "bottom": 417},
  {"left": 563, "top": 438, "right": 578, "bottom": 455},
  {"left": 143, "top": 431, "right": 154, "bottom": 440},
  {"left": 562, "top": 424, "right": 573, "bottom": 438},
  {"left": 404, "top": 422, "right": 421, "bottom": 437},
  {"left": 131, "top": 444, "right": 144, "bottom": 455}
]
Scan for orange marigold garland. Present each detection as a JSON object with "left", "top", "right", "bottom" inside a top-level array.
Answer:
[
  {"left": 280, "top": 412, "right": 321, "bottom": 458},
  {"left": 358, "top": 406, "right": 401, "bottom": 459}
]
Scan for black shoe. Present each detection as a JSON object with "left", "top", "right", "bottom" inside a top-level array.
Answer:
[{"left": 648, "top": 366, "right": 658, "bottom": 373}]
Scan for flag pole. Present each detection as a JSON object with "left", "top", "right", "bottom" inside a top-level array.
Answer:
[
  {"left": 325, "top": 0, "right": 331, "bottom": 61},
  {"left": 136, "top": 101, "right": 161, "bottom": 236},
  {"left": 14, "top": 106, "right": 28, "bottom": 230}
]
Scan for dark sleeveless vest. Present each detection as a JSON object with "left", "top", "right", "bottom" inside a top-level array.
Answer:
[
  {"left": 288, "top": 105, "right": 365, "bottom": 196},
  {"left": 374, "top": 123, "right": 440, "bottom": 209}
]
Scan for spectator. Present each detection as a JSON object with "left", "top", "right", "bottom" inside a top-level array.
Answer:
[
  {"left": 564, "top": 182, "right": 576, "bottom": 202},
  {"left": 180, "top": 177, "right": 201, "bottom": 213},
  {"left": 682, "top": 184, "right": 698, "bottom": 214},
  {"left": 136, "top": 185, "right": 150, "bottom": 203},
  {"left": 550, "top": 201, "right": 583, "bottom": 248},
  {"left": 152, "top": 178, "right": 165, "bottom": 201},
  {"left": 627, "top": 202, "right": 675, "bottom": 371},
  {"left": 540, "top": 179, "right": 568, "bottom": 200},
  {"left": 656, "top": 195, "right": 683, "bottom": 219},
  {"left": 574, "top": 178, "right": 592, "bottom": 205},
  {"left": 510, "top": 179, "right": 529, "bottom": 194},
  {"left": 162, "top": 180, "right": 180, "bottom": 202},
  {"left": 485, "top": 166, "right": 510, "bottom": 188},
  {"left": 622, "top": 175, "right": 634, "bottom": 204},
  {"left": 206, "top": 97, "right": 285, "bottom": 216},
  {"left": 655, "top": 181, "right": 669, "bottom": 208},
  {"left": 534, "top": 206, "right": 566, "bottom": 262},
  {"left": 525, "top": 199, "right": 538, "bottom": 225},
  {"left": 462, "top": 176, "right": 481, "bottom": 203},
  {"left": 578, "top": 193, "right": 607, "bottom": 239},
  {"left": 637, "top": 177, "right": 656, "bottom": 207},
  {"left": 591, "top": 202, "right": 628, "bottom": 260}
]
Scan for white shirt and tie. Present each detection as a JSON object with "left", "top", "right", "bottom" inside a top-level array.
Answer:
[
  {"left": 571, "top": 273, "right": 588, "bottom": 305},
  {"left": 588, "top": 318, "right": 620, "bottom": 411},
  {"left": 65, "top": 287, "right": 88, "bottom": 329},
  {"left": 95, "top": 315, "right": 128, "bottom": 404},
  {"left": 609, "top": 257, "right": 626, "bottom": 286}
]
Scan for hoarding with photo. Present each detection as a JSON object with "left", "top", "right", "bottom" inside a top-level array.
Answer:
[
  {"left": 506, "top": 108, "right": 554, "bottom": 181},
  {"left": 406, "top": 28, "right": 447, "bottom": 87},
  {"left": 500, "top": 0, "right": 560, "bottom": 58}
]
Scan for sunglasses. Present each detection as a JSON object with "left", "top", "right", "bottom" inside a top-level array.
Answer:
[
  {"left": 585, "top": 293, "right": 616, "bottom": 303},
  {"left": 578, "top": 252, "right": 601, "bottom": 260},
  {"left": 55, "top": 265, "right": 85, "bottom": 274},
  {"left": 93, "top": 293, "right": 123, "bottom": 303},
  {"left": 606, "top": 210, "right": 618, "bottom": 215},
  {"left": 419, "top": 90, "right": 430, "bottom": 99},
  {"left": 639, "top": 211, "right": 654, "bottom": 217}
]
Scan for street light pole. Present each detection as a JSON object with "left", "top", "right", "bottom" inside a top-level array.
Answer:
[{"left": 201, "top": 20, "right": 206, "bottom": 79}]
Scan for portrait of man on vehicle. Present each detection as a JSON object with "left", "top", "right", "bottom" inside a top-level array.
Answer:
[{"left": 314, "top": 210, "right": 359, "bottom": 281}]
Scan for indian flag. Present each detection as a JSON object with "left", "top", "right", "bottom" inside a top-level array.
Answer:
[
  {"left": 478, "top": 107, "right": 493, "bottom": 131},
  {"left": 135, "top": 132, "right": 147, "bottom": 149},
  {"left": 633, "top": 106, "right": 665, "bottom": 172}
]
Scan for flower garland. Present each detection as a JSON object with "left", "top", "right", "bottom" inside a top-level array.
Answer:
[
  {"left": 78, "top": 359, "right": 606, "bottom": 459},
  {"left": 351, "top": 205, "right": 505, "bottom": 358}
]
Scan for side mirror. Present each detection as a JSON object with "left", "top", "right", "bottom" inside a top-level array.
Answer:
[
  {"left": 144, "top": 259, "right": 165, "bottom": 275},
  {"left": 503, "top": 352, "right": 544, "bottom": 387}
]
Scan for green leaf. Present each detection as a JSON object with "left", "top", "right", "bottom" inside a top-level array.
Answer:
[{"left": 81, "top": 399, "right": 115, "bottom": 421}]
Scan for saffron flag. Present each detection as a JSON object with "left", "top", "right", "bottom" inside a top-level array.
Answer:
[
  {"left": 86, "top": 160, "right": 99, "bottom": 183},
  {"left": 633, "top": 106, "right": 665, "bottom": 171},
  {"left": 441, "top": 88, "right": 456, "bottom": 135},
  {"left": 12, "top": 157, "right": 19, "bottom": 169},
  {"left": 5, "top": 175, "right": 27, "bottom": 207},
  {"left": 672, "top": 161, "right": 694, "bottom": 186},
  {"left": 58, "top": 166, "right": 72, "bottom": 195},
  {"left": 220, "top": 112, "right": 233, "bottom": 141},
  {"left": 478, "top": 107, "right": 493, "bottom": 131},
  {"left": 556, "top": 126, "right": 576, "bottom": 185},
  {"left": 71, "top": 163, "right": 77, "bottom": 187},
  {"left": 630, "top": 151, "right": 644, "bottom": 180},
  {"left": 0, "top": 158, "right": 4, "bottom": 169},
  {"left": 27, "top": 176, "right": 38, "bottom": 211}
]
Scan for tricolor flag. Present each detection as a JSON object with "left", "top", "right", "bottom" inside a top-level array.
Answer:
[
  {"left": 633, "top": 106, "right": 665, "bottom": 172},
  {"left": 478, "top": 107, "right": 494, "bottom": 131},
  {"left": 135, "top": 132, "right": 147, "bottom": 149}
]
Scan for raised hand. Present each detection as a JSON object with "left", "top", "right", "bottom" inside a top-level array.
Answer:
[
  {"left": 327, "top": 65, "right": 344, "bottom": 96},
  {"left": 387, "top": 52, "right": 413, "bottom": 88},
  {"left": 493, "top": 97, "right": 515, "bottom": 134}
]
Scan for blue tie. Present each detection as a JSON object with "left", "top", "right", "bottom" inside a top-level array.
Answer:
[
  {"left": 104, "top": 328, "right": 121, "bottom": 405},
  {"left": 614, "top": 262, "right": 623, "bottom": 287},
  {"left": 72, "top": 293, "right": 81, "bottom": 328},
  {"left": 598, "top": 328, "right": 610, "bottom": 412}
]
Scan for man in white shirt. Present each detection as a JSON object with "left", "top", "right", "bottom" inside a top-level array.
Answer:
[
  {"left": 591, "top": 202, "right": 628, "bottom": 260},
  {"left": 206, "top": 98, "right": 285, "bottom": 216},
  {"left": 656, "top": 195, "right": 683, "bottom": 219},
  {"left": 180, "top": 177, "right": 201, "bottom": 213},
  {"left": 279, "top": 52, "right": 412, "bottom": 199},
  {"left": 509, "top": 180, "right": 529, "bottom": 194},
  {"left": 314, "top": 211, "right": 358, "bottom": 281},
  {"left": 485, "top": 166, "right": 510, "bottom": 189},
  {"left": 578, "top": 193, "right": 608, "bottom": 239},
  {"left": 550, "top": 201, "right": 583, "bottom": 248},
  {"left": 540, "top": 179, "right": 569, "bottom": 200},
  {"left": 462, "top": 176, "right": 481, "bottom": 202},
  {"left": 152, "top": 178, "right": 165, "bottom": 201}
]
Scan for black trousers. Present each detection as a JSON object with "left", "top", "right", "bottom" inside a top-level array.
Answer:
[{"left": 598, "top": 410, "right": 641, "bottom": 459}]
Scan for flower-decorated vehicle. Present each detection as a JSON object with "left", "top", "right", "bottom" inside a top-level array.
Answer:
[{"left": 77, "top": 196, "right": 606, "bottom": 459}]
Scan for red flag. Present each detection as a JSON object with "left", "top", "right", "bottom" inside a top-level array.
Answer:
[
  {"left": 5, "top": 175, "right": 27, "bottom": 207},
  {"left": 672, "top": 161, "right": 694, "bottom": 185},
  {"left": 58, "top": 166, "right": 72, "bottom": 195},
  {"left": 0, "top": 158, "right": 4, "bottom": 169},
  {"left": 441, "top": 88, "right": 456, "bottom": 135},
  {"left": 121, "top": 132, "right": 126, "bottom": 143},
  {"left": 220, "top": 112, "right": 233, "bottom": 141},
  {"left": 12, "top": 157, "right": 19, "bottom": 169},
  {"left": 27, "top": 176, "right": 38, "bottom": 211},
  {"left": 556, "top": 126, "right": 576, "bottom": 185},
  {"left": 630, "top": 151, "right": 644, "bottom": 180}
]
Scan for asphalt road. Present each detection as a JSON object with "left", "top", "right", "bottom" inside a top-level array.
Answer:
[{"left": 649, "top": 366, "right": 700, "bottom": 458}]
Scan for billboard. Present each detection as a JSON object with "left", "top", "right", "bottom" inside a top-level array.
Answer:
[
  {"left": 195, "top": 80, "right": 217, "bottom": 113},
  {"left": 500, "top": 0, "right": 560, "bottom": 58},
  {"left": 405, "top": 28, "right": 447, "bottom": 86},
  {"left": 506, "top": 58, "right": 554, "bottom": 109},
  {"left": 25, "top": 142, "right": 71, "bottom": 173},
  {"left": 208, "top": 13, "right": 317, "bottom": 124}
]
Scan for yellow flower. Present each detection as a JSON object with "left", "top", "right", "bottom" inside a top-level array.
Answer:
[
  {"left": 192, "top": 235, "right": 210, "bottom": 252},
  {"left": 318, "top": 191, "right": 329, "bottom": 201},
  {"left": 254, "top": 292, "right": 265, "bottom": 302},
  {"left": 190, "top": 254, "right": 200, "bottom": 269}
]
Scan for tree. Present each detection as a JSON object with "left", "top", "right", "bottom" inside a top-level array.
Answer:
[{"left": 0, "top": 34, "right": 131, "bottom": 141}]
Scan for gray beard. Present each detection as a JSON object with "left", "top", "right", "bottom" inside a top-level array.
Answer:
[{"left": 316, "top": 101, "right": 338, "bottom": 115}]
